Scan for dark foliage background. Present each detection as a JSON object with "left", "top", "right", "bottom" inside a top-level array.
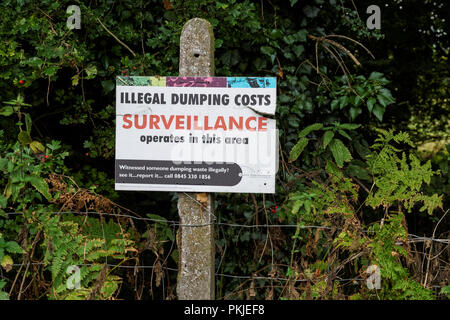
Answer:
[{"left": 0, "top": 0, "right": 448, "bottom": 300}]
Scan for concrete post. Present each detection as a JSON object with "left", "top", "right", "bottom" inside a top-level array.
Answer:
[{"left": 176, "top": 18, "right": 215, "bottom": 300}]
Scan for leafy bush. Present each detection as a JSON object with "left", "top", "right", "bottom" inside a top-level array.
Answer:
[{"left": 0, "top": 0, "right": 448, "bottom": 300}]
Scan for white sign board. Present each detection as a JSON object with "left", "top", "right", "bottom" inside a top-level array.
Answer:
[{"left": 115, "top": 76, "right": 278, "bottom": 193}]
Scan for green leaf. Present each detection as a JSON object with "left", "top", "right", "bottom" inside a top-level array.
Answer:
[
  {"left": 353, "top": 95, "right": 362, "bottom": 107},
  {"left": 72, "top": 74, "right": 79, "bottom": 86},
  {"left": 367, "top": 97, "right": 376, "bottom": 112},
  {"left": 339, "top": 123, "right": 360, "bottom": 130},
  {"left": 292, "top": 200, "right": 302, "bottom": 214},
  {"left": 347, "top": 163, "right": 371, "bottom": 181},
  {"left": 30, "top": 141, "right": 45, "bottom": 154},
  {"left": 298, "top": 123, "right": 323, "bottom": 138},
  {"left": 25, "top": 113, "right": 32, "bottom": 134},
  {"left": 326, "top": 161, "right": 343, "bottom": 178},
  {"left": 293, "top": 45, "right": 304, "bottom": 57},
  {"left": 294, "top": 29, "right": 308, "bottom": 42},
  {"left": 101, "top": 80, "right": 115, "bottom": 93},
  {"left": 290, "top": 0, "right": 298, "bottom": 6},
  {"left": 440, "top": 285, "right": 450, "bottom": 297},
  {"left": 368, "top": 72, "right": 384, "bottom": 80},
  {"left": 214, "top": 38, "right": 223, "bottom": 48},
  {"left": 0, "top": 158, "right": 7, "bottom": 171},
  {"left": 349, "top": 107, "right": 362, "bottom": 121},
  {"left": 26, "top": 175, "right": 51, "bottom": 201},
  {"left": 4, "top": 180, "right": 12, "bottom": 200},
  {"left": 338, "top": 129, "right": 352, "bottom": 140},
  {"left": 339, "top": 96, "right": 349, "bottom": 109},
  {"left": 85, "top": 65, "right": 97, "bottom": 78},
  {"left": 43, "top": 66, "right": 58, "bottom": 77},
  {"left": 377, "top": 92, "right": 394, "bottom": 108},
  {"left": 18, "top": 131, "right": 32, "bottom": 145},
  {"left": 372, "top": 104, "right": 385, "bottom": 121},
  {"left": 378, "top": 88, "right": 395, "bottom": 105},
  {"left": 1, "top": 255, "right": 13, "bottom": 268},
  {"left": 329, "top": 138, "right": 352, "bottom": 167},
  {"left": 0, "top": 106, "right": 14, "bottom": 116},
  {"left": 289, "top": 137, "right": 308, "bottom": 162},
  {"left": 260, "top": 46, "right": 275, "bottom": 56},
  {"left": 270, "top": 29, "right": 283, "bottom": 39},
  {"left": 303, "top": 5, "right": 320, "bottom": 18},
  {"left": 323, "top": 131, "right": 334, "bottom": 149},
  {"left": 26, "top": 57, "right": 44, "bottom": 68},
  {"left": 330, "top": 99, "right": 339, "bottom": 111},
  {"left": 0, "top": 194, "right": 6, "bottom": 209},
  {"left": 5, "top": 241, "right": 23, "bottom": 254}
]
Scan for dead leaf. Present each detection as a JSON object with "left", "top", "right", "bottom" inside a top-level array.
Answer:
[
  {"left": 164, "top": 0, "right": 173, "bottom": 10},
  {"left": 196, "top": 192, "right": 208, "bottom": 204},
  {"left": 249, "top": 280, "right": 256, "bottom": 297}
]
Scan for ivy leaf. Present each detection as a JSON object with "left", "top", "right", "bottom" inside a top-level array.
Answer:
[
  {"left": 323, "top": 131, "right": 334, "bottom": 149},
  {"left": 101, "top": 80, "right": 115, "bottom": 93},
  {"left": 289, "top": 137, "right": 308, "bottom": 162},
  {"left": 303, "top": 5, "right": 320, "bottom": 18},
  {"left": 293, "top": 45, "right": 304, "bottom": 57},
  {"left": 329, "top": 138, "right": 352, "bottom": 167},
  {"left": 260, "top": 46, "right": 275, "bottom": 56},
  {"left": 298, "top": 123, "right": 323, "bottom": 138},
  {"left": 294, "top": 29, "right": 308, "bottom": 42}
]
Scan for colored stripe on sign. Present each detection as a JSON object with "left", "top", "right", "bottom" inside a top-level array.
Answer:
[
  {"left": 116, "top": 76, "right": 276, "bottom": 88},
  {"left": 116, "top": 76, "right": 166, "bottom": 87},
  {"left": 227, "top": 77, "right": 276, "bottom": 88},
  {"left": 166, "top": 76, "right": 227, "bottom": 87}
]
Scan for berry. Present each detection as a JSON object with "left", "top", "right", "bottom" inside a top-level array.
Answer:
[
  {"left": 133, "top": 66, "right": 136, "bottom": 70},
  {"left": 85, "top": 152, "right": 89, "bottom": 156},
  {"left": 45, "top": 155, "right": 49, "bottom": 159},
  {"left": 19, "top": 80, "right": 24, "bottom": 84}
]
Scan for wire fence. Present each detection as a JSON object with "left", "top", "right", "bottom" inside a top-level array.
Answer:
[
  {"left": 1, "top": 209, "right": 449, "bottom": 298},
  {"left": 5, "top": 210, "right": 449, "bottom": 244}
]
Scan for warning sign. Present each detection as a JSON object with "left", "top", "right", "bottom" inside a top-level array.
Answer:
[{"left": 115, "top": 76, "right": 278, "bottom": 193}]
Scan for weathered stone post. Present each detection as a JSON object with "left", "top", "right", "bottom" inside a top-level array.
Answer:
[{"left": 177, "top": 18, "right": 215, "bottom": 300}]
